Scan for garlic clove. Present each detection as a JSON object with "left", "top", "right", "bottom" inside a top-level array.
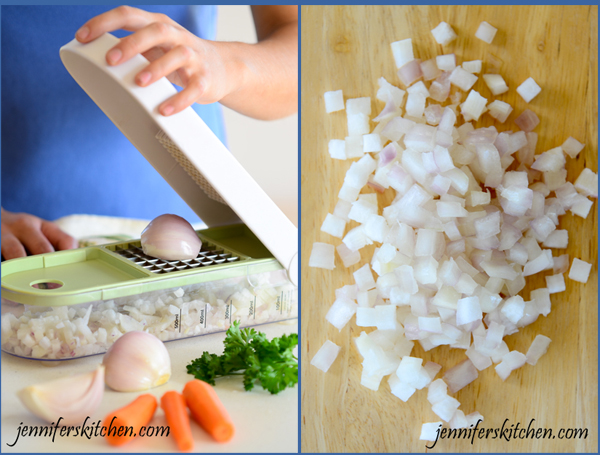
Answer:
[
  {"left": 140, "top": 214, "right": 202, "bottom": 261},
  {"left": 103, "top": 331, "right": 171, "bottom": 392},
  {"left": 17, "top": 365, "right": 105, "bottom": 426}
]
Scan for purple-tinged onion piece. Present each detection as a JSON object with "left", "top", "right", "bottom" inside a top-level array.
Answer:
[{"left": 141, "top": 214, "right": 202, "bottom": 261}]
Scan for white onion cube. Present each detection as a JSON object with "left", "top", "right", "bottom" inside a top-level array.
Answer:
[
  {"left": 525, "top": 334, "right": 552, "bottom": 365},
  {"left": 437, "top": 54, "right": 457, "bottom": 72},
  {"left": 462, "top": 60, "right": 482, "bottom": 73},
  {"left": 346, "top": 97, "right": 371, "bottom": 116},
  {"left": 324, "top": 90, "right": 344, "bottom": 113},
  {"left": 432, "top": 395, "right": 461, "bottom": 422},
  {"left": 450, "top": 67, "right": 478, "bottom": 91},
  {"left": 390, "top": 38, "right": 414, "bottom": 68},
  {"left": 443, "top": 359, "right": 478, "bottom": 393},
  {"left": 354, "top": 263, "right": 376, "bottom": 291},
  {"left": 328, "top": 139, "right": 346, "bottom": 160},
  {"left": 348, "top": 113, "right": 370, "bottom": 136},
  {"left": 461, "top": 90, "right": 488, "bottom": 121},
  {"left": 388, "top": 373, "right": 416, "bottom": 402},
  {"left": 321, "top": 213, "right": 346, "bottom": 238},
  {"left": 561, "top": 136, "right": 585, "bottom": 159},
  {"left": 311, "top": 340, "right": 341, "bottom": 372},
  {"left": 431, "top": 21, "right": 457, "bottom": 46},
  {"left": 495, "top": 350, "right": 526, "bottom": 380},
  {"left": 336, "top": 243, "right": 361, "bottom": 268},
  {"left": 420, "top": 422, "right": 443, "bottom": 441},
  {"left": 475, "top": 21, "right": 497, "bottom": 44},
  {"left": 574, "top": 168, "right": 598, "bottom": 198},
  {"left": 545, "top": 274, "right": 566, "bottom": 294},
  {"left": 456, "top": 296, "right": 482, "bottom": 326},
  {"left": 482, "top": 73, "right": 509, "bottom": 96},
  {"left": 569, "top": 258, "right": 592, "bottom": 283},
  {"left": 516, "top": 77, "right": 542, "bottom": 103},
  {"left": 326, "top": 297, "right": 357, "bottom": 331},
  {"left": 363, "top": 133, "right": 383, "bottom": 152},
  {"left": 308, "top": 242, "right": 335, "bottom": 270}
]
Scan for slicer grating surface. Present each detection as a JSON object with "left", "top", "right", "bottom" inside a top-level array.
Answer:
[{"left": 111, "top": 241, "right": 242, "bottom": 274}]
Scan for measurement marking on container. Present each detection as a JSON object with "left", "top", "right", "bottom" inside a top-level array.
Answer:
[
  {"left": 249, "top": 297, "right": 256, "bottom": 319},
  {"left": 179, "top": 308, "right": 182, "bottom": 333},
  {"left": 204, "top": 304, "right": 207, "bottom": 328},
  {"left": 276, "top": 294, "right": 282, "bottom": 314},
  {"left": 174, "top": 313, "right": 179, "bottom": 331},
  {"left": 199, "top": 308, "right": 205, "bottom": 326}
]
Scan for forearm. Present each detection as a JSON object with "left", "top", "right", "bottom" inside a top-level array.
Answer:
[{"left": 216, "top": 22, "right": 298, "bottom": 120}]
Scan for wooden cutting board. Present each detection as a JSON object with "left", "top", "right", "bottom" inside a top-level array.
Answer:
[{"left": 301, "top": 5, "right": 597, "bottom": 453}]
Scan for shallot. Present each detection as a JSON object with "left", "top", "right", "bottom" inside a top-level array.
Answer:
[
  {"left": 141, "top": 214, "right": 201, "bottom": 261},
  {"left": 103, "top": 331, "right": 171, "bottom": 392},
  {"left": 17, "top": 366, "right": 104, "bottom": 425}
]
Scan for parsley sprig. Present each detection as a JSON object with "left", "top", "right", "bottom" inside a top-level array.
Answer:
[{"left": 186, "top": 321, "right": 298, "bottom": 394}]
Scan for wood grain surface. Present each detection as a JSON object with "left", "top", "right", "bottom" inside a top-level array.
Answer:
[{"left": 301, "top": 5, "right": 597, "bottom": 453}]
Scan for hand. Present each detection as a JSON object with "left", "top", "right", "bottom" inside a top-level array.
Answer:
[
  {"left": 1, "top": 209, "right": 78, "bottom": 260},
  {"left": 75, "top": 5, "right": 298, "bottom": 120}
]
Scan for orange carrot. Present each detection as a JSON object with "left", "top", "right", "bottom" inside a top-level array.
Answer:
[
  {"left": 182, "top": 379, "right": 235, "bottom": 442},
  {"left": 161, "top": 391, "right": 194, "bottom": 452},
  {"left": 102, "top": 394, "right": 157, "bottom": 446}
]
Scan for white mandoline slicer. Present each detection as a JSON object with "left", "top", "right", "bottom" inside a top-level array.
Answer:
[{"left": 59, "top": 33, "right": 298, "bottom": 287}]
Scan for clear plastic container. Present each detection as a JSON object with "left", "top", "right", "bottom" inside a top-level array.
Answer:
[{"left": 1, "top": 224, "right": 297, "bottom": 360}]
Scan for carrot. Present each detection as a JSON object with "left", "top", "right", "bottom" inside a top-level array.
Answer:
[
  {"left": 182, "top": 379, "right": 235, "bottom": 443},
  {"left": 161, "top": 391, "right": 194, "bottom": 452},
  {"left": 102, "top": 394, "right": 157, "bottom": 446}
]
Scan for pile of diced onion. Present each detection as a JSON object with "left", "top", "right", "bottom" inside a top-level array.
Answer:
[{"left": 308, "top": 20, "right": 597, "bottom": 440}]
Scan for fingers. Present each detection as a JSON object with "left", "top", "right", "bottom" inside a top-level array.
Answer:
[
  {"left": 159, "top": 75, "right": 204, "bottom": 116},
  {"left": 41, "top": 221, "right": 79, "bottom": 251},
  {"left": 1, "top": 211, "right": 75, "bottom": 260},
  {"left": 105, "top": 21, "right": 179, "bottom": 66},
  {"left": 1, "top": 228, "right": 27, "bottom": 260},
  {"left": 18, "top": 223, "right": 56, "bottom": 256},
  {"left": 136, "top": 45, "right": 194, "bottom": 87},
  {"left": 76, "top": 5, "right": 155, "bottom": 43}
]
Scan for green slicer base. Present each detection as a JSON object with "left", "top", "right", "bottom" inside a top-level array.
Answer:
[{"left": 1, "top": 224, "right": 297, "bottom": 360}]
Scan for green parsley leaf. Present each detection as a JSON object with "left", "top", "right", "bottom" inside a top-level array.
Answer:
[{"left": 186, "top": 321, "right": 298, "bottom": 394}]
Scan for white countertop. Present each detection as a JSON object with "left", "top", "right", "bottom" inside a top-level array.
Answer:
[{"left": 1, "top": 320, "right": 298, "bottom": 453}]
